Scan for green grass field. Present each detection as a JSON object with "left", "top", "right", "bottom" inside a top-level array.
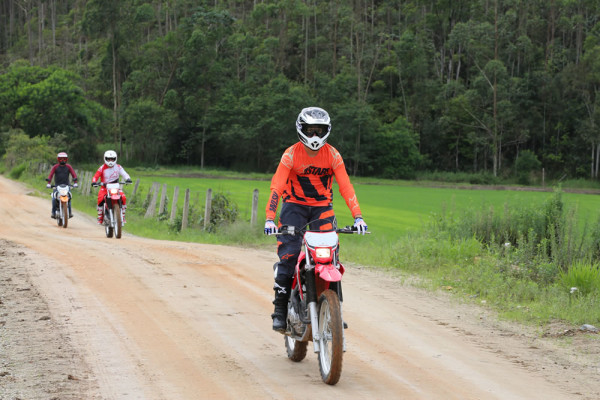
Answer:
[{"left": 129, "top": 171, "right": 600, "bottom": 239}]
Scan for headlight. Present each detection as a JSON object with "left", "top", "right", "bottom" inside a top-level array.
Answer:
[
  {"left": 110, "top": 188, "right": 119, "bottom": 195},
  {"left": 315, "top": 248, "right": 331, "bottom": 259}
]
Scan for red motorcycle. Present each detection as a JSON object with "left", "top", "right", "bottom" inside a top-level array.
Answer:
[
  {"left": 275, "top": 221, "right": 369, "bottom": 385},
  {"left": 93, "top": 181, "right": 130, "bottom": 239}
]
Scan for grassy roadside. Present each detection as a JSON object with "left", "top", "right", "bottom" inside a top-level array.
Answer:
[{"left": 12, "top": 167, "right": 600, "bottom": 331}]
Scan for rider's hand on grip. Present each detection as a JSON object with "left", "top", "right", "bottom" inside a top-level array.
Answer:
[
  {"left": 73, "top": 183, "right": 78, "bottom": 188},
  {"left": 126, "top": 179, "right": 132, "bottom": 184},
  {"left": 264, "top": 220, "right": 278, "bottom": 235},
  {"left": 92, "top": 182, "right": 99, "bottom": 187},
  {"left": 46, "top": 183, "right": 51, "bottom": 188},
  {"left": 354, "top": 217, "right": 368, "bottom": 235}
]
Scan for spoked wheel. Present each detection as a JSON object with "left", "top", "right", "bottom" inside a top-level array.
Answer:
[
  {"left": 55, "top": 197, "right": 62, "bottom": 227},
  {"left": 317, "top": 289, "right": 344, "bottom": 385},
  {"left": 285, "top": 335, "right": 307, "bottom": 362},
  {"left": 105, "top": 208, "right": 113, "bottom": 238},
  {"left": 113, "top": 203, "right": 122, "bottom": 239},
  {"left": 61, "top": 201, "right": 68, "bottom": 229}
]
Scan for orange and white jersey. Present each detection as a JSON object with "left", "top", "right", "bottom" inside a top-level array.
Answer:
[{"left": 266, "top": 142, "right": 361, "bottom": 221}]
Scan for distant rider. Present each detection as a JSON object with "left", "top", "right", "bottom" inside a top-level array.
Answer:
[
  {"left": 91, "top": 150, "right": 132, "bottom": 224},
  {"left": 264, "top": 106, "right": 368, "bottom": 332},
  {"left": 46, "top": 152, "right": 78, "bottom": 218}
]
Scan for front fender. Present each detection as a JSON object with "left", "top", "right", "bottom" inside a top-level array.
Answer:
[{"left": 315, "top": 264, "right": 343, "bottom": 282}]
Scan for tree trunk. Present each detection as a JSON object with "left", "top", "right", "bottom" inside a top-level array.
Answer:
[
  {"left": 112, "top": 35, "right": 120, "bottom": 148},
  {"left": 492, "top": 0, "right": 499, "bottom": 177},
  {"left": 331, "top": 1, "right": 338, "bottom": 77},
  {"left": 595, "top": 143, "right": 600, "bottom": 179},
  {"left": 353, "top": 124, "right": 361, "bottom": 176}
]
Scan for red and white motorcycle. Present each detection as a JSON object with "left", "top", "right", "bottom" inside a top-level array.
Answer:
[
  {"left": 93, "top": 181, "right": 130, "bottom": 239},
  {"left": 275, "top": 220, "right": 369, "bottom": 385}
]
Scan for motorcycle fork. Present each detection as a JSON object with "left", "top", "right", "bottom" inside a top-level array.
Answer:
[{"left": 305, "top": 266, "right": 322, "bottom": 353}]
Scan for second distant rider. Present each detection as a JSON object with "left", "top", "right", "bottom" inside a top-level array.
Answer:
[{"left": 91, "top": 150, "right": 132, "bottom": 224}]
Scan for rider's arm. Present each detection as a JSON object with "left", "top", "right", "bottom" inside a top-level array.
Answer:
[
  {"left": 66, "top": 164, "right": 78, "bottom": 182},
  {"left": 332, "top": 156, "right": 362, "bottom": 219},
  {"left": 265, "top": 151, "right": 293, "bottom": 221},
  {"left": 46, "top": 164, "right": 58, "bottom": 183},
  {"left": 118, "top": 165, "right": 131, "bottom": 181},
  {"left": 92, "top": 165, "right": 103, "bottom": 183}
]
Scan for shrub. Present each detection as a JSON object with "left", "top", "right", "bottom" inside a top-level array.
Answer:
[
  {"left": 515, "top": 150, "right": 541, "bottom": 185},
  {"left": 201, "top": 191, "right": 239, "bottom": 232},
  {"left": 9, "top": 162, "right": 27, "bottom": 179},
  {"left": 558, "top": 261, "right": 600, "bottom": 296}
]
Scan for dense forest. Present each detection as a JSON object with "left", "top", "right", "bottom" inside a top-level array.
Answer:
[{"left": 1, "top": 0, "right": 600, "bottom": 180}]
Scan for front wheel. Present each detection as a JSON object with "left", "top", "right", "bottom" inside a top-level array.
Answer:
[
  {"left": 105, "top": 207, "right": 113, "bottom": 238},
  {"left": 113, "top": 203, "right": 122, "bottom": 239},
  {"left": 60, "top": 200, "right": 68, "bottom": 229},
  {"left": 317, "top": 289, "right": 344, "bottom": 385}
]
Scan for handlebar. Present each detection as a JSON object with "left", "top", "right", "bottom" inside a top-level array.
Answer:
[
  {"left": 92, "top": 181, "right": 132, "bottom": 187},
  {"left": 49, "top": 184, "right": 74, "bottom": 189},
  {"left": 275, "top": 224, "right": 370, "bottom": 236}
]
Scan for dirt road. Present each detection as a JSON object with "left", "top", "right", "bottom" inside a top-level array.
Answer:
[{"left": 0, "top": 175, "right": 598, "bottom": 399}]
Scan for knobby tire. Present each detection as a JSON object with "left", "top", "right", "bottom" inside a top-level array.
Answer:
[
  {"left": 61, "top": 201, "right": 68, "bottom": 229},
  {"left": 317, "top": 289, "right": 343, "bottom": 385},
  {"left": 114, "top": 203, "right": 122, "bottom": 239}
]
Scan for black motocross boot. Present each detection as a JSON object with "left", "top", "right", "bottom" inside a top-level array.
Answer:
[{"left": 271, "top": 278, "right": 292, "bottom": 333}]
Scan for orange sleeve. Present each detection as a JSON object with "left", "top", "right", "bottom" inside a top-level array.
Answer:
[
  {"left": 265, "top": 149, "right": 293, "bottom": 220},
  {"left": 331, "top": 149, "right": 362, "bottom": 218}
]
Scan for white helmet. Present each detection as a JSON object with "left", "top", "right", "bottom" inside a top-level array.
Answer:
[
  {"left": 296, "top": 107, "right": 331, "bottom": 150},
  {"left": 104, "top": 150, "right": 117, "bottom": 167}
]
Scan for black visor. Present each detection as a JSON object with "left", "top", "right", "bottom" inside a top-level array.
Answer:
[
  {"left": 106, "top": 157, "right": 116, "bottom": 161},
  {"left": 302, "top": 124, "right": 329, "bottom": 138}
]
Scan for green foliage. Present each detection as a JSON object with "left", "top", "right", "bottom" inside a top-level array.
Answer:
[
  {"left": 9, "top": 163, "right": 27, "bottom": 179},
  {"left": 0, "top": 65, "right": 108, "bottom": 161},
  {"left": 2, "top": 130, "right": 55, "bottom": 171},
  {"left": 121, "top": 99, "right": 177, "bottom": 164},
  {"left": 5, "top": 1, "right": 600, "bottom": 180},
  {"left": 200, "top": 192, "right": 239, "bottom": 232},
  {"left": 370, "top": 117, "right": 422, "bottom": 179},
  {"left": 515, "top": 150, "right": 541, "bottom": 185}
]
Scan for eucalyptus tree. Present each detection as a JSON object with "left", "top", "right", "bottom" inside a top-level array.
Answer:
[{"left": 82, "top": 0, "right": 124, "bottom": 147}]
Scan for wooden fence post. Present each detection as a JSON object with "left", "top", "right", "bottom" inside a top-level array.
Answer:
[
  {"left": 132, "top": 178, "right": 141, "bottom": 198},
  {"left": 145, "top": 182, "right": 160, "bottom": 218},
  {"left": 159, "top": 183, "right": 168, "bottom": 215},
  {"left": 83, "top": 171, "right": 92, "bottom": 196},
  {"left": 251, "top": 189, "right": 259, "bottom": 226},
  {"left": 170, "top": 186, "right": 179, "bottom": 222},
  {"left": 144, "top": 182, "right": 156, "bottom": 207},
  {"left": 181, "top": 188, "right": 190, "bottom": 230},
  {"left": 204, "top": 188, "right": 212, "bottom": 231}
]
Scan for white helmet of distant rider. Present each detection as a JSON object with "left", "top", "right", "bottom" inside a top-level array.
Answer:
[
  {"left": 296, "top": 107, "right": 331, "bottom": 151},
  {"left": 104, "top": 150, "right": 117, "bottom": 168}
]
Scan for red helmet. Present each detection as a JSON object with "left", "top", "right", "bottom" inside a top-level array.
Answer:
[{"left": 57, "top": 152, "right": 68, "bottom": 164}]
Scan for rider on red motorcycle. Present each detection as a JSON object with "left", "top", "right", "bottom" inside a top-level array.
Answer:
[
  {"left": 91, "top": 150, "right": 132, "bottom": 224},
  {"left": 46, "top": 152, "right": 78, "bottom": 218},
  {"left": 264, "top": 107, "right": 368, "bottom": 332}
]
